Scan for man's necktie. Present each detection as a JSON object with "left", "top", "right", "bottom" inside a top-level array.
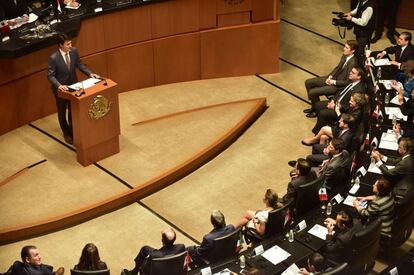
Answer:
[
  {"left": 65, "top": 53, "right": 71, "bottom": 70},
  {"left": 337, "top": 83, "right": 353, "bottom": 102}
]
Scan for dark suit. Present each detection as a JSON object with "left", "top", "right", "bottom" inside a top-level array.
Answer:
[
  {"left": 312, "top": 81, "right": 366, "bottom": 134},
  {"left": 11, "top": 261, "right": 53, "bottom": 275},
  {"left": 305, "top": 55, "right": 357, "bottom": 106},
  {"left": 47, "top": 47, "right": 92, "bottom": 138},
  {"left": 379, "top": 154, "right": 414, "bottom": 198},
  {"left": 188, "top": 224, "right": 235, "bottom": 263},
  {"left": 319, "top": 150, "right": 350, "bottom": 190},
  {"left": 384, "top": 43, "right": 414, "bottom": 64},
  {"left": 307, "top": 128, "right": 354, "bottom": 166},
  {"left": 325, "top": 219, "right": 361, "bottom": 263},
  {"left": 0, "top": 0, "right": 28, "bottom": 21},
  {"left": 282, "top": 170, "right": 317, "bottom": 202},
  {"left": 130, "top": 244, "right": 185, "bottom": 275}
]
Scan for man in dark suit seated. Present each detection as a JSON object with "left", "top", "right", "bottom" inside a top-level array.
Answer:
[
  {"left": 323, "top": 211, "right": 361, "bottom": 263},
  {"left": 371, "top": 137, "right": 414, "bottom": 199},
  {"left": 10, "top": 245, "right": 64, "bottom": 275},
  {"left": 282, "top": 158, "right": 317, "bottom": 203},
  {"left": 376, "top": 32, "right": 414, "bottom": 69},
  {"left": 187, "top": 210, "right": 235, "bottom": 267},
  {"left": 304, "top": 40, "right": 358, "bottom": 118},
  {"left": 124, "top": 228, "right": 185, "bottom": 275},
  {"left": 306, "top": 114, "right": 355, "bottom": 166},
  {"left": 315, "top": 138, "right": 350, "bottom": 190}
]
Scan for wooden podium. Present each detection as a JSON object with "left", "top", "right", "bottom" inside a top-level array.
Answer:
[{"left": 58, "top": 79, "right": 120, "bottom": 166}]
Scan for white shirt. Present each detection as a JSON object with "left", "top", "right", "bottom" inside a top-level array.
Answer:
[{"left": 350, "top": 1, "right": 373, "bottom": 27}]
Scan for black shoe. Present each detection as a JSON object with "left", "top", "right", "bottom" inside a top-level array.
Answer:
[
  {"left": 303, "top": 108, "right": 313, "bottom": 114},
  {"left": 387, "top": 33, "right": 396, "bottom": 44},
  {"left": 288, "top": 160, "right": 297, "bottom": 167},
  {"left": 306, "top": 112, "right": 317, "bottom": 118},
  {"left": 370, "top": 35, "right": 381, "bottom": 44},
  {"left": 64, "top": 135, "right": 73, "bottom": 145}
]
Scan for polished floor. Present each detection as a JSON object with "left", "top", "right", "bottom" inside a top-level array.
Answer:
[{"left": 0, "top": 0, "right": 413, "bottom": 273}]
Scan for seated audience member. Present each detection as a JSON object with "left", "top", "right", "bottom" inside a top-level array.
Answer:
[
  {"left": 74, "top": 243, "right": 107, "bottom": 271},
  {"left": 124, "top": 228, "right": 185, "bottom": 275},
  {"left": 11, "top": 245, "right": 64, "bottom": 275},
  {"left": 302, "top": 113, "right": 355, "bottom": 147},
  {"left": 304, "top": 40, "right": 358, "bottom": 116},
  {"left": 0, "top": 0, "right": 29, "bottom": 26},
  {"left": 187, "top": 210, "right": 235, "bottom": 266},
  {"left": 398, "top": 87, "right": 414, "bottom": 138},
  {"left": 305, "top": 114, "right": 354, "bottom": 167},
  {"left": 391, "top": 60, "right": 414, "bottom": 98},
  {"left": 376, "top": 32, "right": 414, "bottom": 69},
  {"left": 353, "top": 177, "right": 394, "bottom": 235},
  {"left": 306, "top": 65, "right": 364, "bottom": 119},
  {"left": 312, "top": 92, "right": 368, "bottom": 135},
  {"left": 315, "top": 138, "right": 350, "bottom": 190},
  {"left": 282, "top": 159, "right": 317, "bottom": 202},
  {"left": 235, "top": 189, "right": 283, "bottom": 236},
  {"left": 324, "top": 211, "right": 361, "bottom": 263},
  {"left": 298, "top": 253, "right": 326, "bottom": 275},
  {"left": 371, "top": 137, "right": 414, "bottom": 198}
]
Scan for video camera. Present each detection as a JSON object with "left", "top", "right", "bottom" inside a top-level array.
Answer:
[{"left": 331, "top": 12, "right": 353, "bottom": 29}]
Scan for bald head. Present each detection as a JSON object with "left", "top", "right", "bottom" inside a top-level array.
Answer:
[{"left": 161, "top": 228, "right": 176, "bottom": 247}]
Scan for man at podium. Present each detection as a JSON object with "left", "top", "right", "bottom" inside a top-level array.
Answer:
[{"left": 47, "top": 33, "right": 100, "bottom": 145}]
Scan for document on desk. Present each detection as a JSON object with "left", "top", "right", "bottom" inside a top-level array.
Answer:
[
  {"left": 379, "top": 80, "right": 392, "bottom": 90},
  {"left": 368, "top": 162, "right": 395, "bottom": 174},
  {"left": 261, "top": 245, "right": 291, "bottom": 266},
  {"left": 282, "top": 263, "right": 300, "bottom": 275},
  {"left": 385, "top": 107, "right": 408, "bottom": 121},
  {"left": 68, "top": 78, "right": 101, "bottom": 90},
  {"left": 308, "top": 224, "right": 329, "bottom": 240},
  {"left": 390, "top": 95, "right": 409, "bottom": 106},
  {"left": 379, "top": 133, "right": 399, "bottom": 150},
  {"left": 374, "top": 58, "right": 390, "bottom": 66}
]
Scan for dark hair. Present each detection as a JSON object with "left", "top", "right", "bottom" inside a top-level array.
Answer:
[
  {"left": 402, "top": 60, "right": 414, "bottom": 76},
  {"left": 338, "top": 211, "right": 353, "bottom": 228},
  {"left": 398, "top": 137, "right": 413, "bottom": 153},
  {"left": 297, "top": 158, "right": 311, "bottom": 175},
  {"left": 57, "top": 33, "right": 70, "bottom": 45},
  {"left": 211, "top": 210, "right": 225, "bottom": 229},
  {"left": 330, "top": 138, "right": 344, "bottom": 152},
  {"left": 376, "top": 177, "right": 392, "bottom": 197},
  {"left": 340, "top": 113, "right": 354, "bottom": 128},
  {"left": 21, "top": 245, "right": 37, "bottom": 262},
  {"left": 346, "top": 40, "right": 358, "bottom": 51},
  {"left": 308, "top": 253, "right": 325, "bottom": 272},
  {"left": 76, "top": 243, "right": 103, "bottom": 271},
  {"left": 264, "top": 189, "right": 279, "bottom": 209},
  {"left": 401, "top": 31, "right": 412, "bottom": 43},
  {"left": 161, "top": 228, "right": 176, "bottom": 247}
]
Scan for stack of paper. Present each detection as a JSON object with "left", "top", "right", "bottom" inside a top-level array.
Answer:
[
  {"left": 374, "top": 58, "right": 390, "bottom": 66},
  {"left": 308, "top": 224, "right": 329, "bottom": 240},
  {"left": 384, "top": 107, "right": 408, "bottom": 121},
  {"left": 282, "top": 264, "right": 300, "bottom": 275},
  {"left": 367, "top": 162, "right": 395, "bottom": 174},
  {"left": 379, "top": 132, "right": 399, "bottom": 150},
  {"left": 261, "top": 245, "right": 291, "bottom": 265}
]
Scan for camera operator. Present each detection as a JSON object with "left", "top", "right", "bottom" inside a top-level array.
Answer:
[{"left": 343, "top": 0, "right": 374, "bottom": 67}]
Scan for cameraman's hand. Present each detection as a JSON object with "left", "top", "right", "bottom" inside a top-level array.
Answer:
[{"left": 344, "top": 14, "right": 352, "bottom": 21}]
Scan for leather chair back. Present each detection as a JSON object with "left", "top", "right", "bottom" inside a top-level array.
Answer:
[
  {"left": 148, "top": 251, "right": 187, "bottom": 275},
  {"left": 265, "top": 198, "right": 294, "bottom": 237},
  {"left": 294, "top": 176, "right": 324, "bottom": 218},
  {"left": 318, "top": 263, "right": 348, "bottom": 275},
  {"left": 207, "top": 227, "right": 241, "bottom": 263},
  {"left": 70, "top": 270, "right": 110, "bottom": 275},
  {"left": 349, "top": 219, "right": 381, "bottom": 273}
]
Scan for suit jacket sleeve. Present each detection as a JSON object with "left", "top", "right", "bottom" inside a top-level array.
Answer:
[
  {"left": 196, "top": 236, "right": 212, "bottom": 257},
  {"left": 379, "top": 158, "right": 406, "bottom": 176},
  {"left": 329, "top": 56, "right": 344, "bottom": 78},
  {"left": 47, "top": 54, "right": 61, "bottom": 91},
  {"left": 335, "top": 57, "right": 356, "bottom": 87},
  {"left": 73, "top": 49, "right": 92, "bottom": 76},
  {"left": 385, "top": 45, "right": 398, "bottom": 55}
]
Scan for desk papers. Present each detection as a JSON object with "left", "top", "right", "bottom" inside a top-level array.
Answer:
[
  {"left": 282, "top": 263, "right": 300, "bottom": 275},
  {"left": 385, "top": 107, "right": 408, "bottom": 121},
  {"left": 261, "top": 245, "right": 291, "bottom": 266},
  {"left": 349, "top": 184, "right": 360, "bottom": 195},
  {"left": 308, "top": 224, "right": 329, "bottom": 240},
  {"left": 379, "top": 132, "right": 399, "bottom": 151},
  {"left": 374, "top": 58, "right": 390, "bottom": 66},
  {"left": 69, "top": 78, "right": 101, "bottom": 90},
  {"left": 368, "top": 162, "right": 395, "bottom": 174},
  {"left": 390, "top": 95, "right": 409, "bottom": 106}
]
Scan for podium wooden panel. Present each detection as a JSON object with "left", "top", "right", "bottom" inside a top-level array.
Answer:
[{"left": 58, "top": 79, "right": 120, "bottom": 166}]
